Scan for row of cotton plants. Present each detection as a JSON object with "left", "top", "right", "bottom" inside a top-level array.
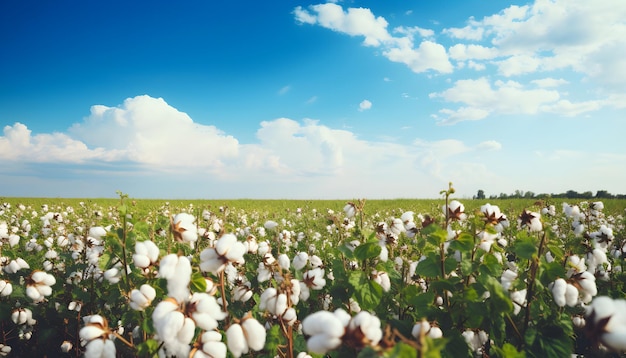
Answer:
[{"left": 0, "top": 186, "right": 624, "bottom": 357}]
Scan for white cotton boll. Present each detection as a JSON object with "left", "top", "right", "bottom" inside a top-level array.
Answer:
[
  {"left": 379, "top": 242, "right": 389, "bottom": 262},
  {"left": 264, "top": 221, "right": 278, "bottom": 230},
  {"left": 307, "top": 334, "right": 342, "bottom": 355},
  {"left": 303, "top": 268, "right": 326, "bottom": 290},
  {"left": 177, "top": 317, "right": 196, "bottom": 345},
  {"left": 256, "top": 262, "right": 272, "bottom": 283},
  {"left": 412, "top": 320, "right": 431, "bottom": 339},
  {"left": 226, "top": 323, "right": 248, "bottom": 358},
  {"left": 60, "top": 340, "right": 73, "bottom": 353},
  {"left": 282, "top": 307, "right": 297, "bottom": 326},
  {"left": 302, "top": 310, "right": 345, "bottom": 338},
  {"left": 200, "top": 248, "right": 224, "bottom": 274},
  {"left": 289, "top": 279, "right": 301, "bottom": 305},
  {"left": 104, "top": 268, "right": 120, "bottom": 284},
  {"left": 429, "top": 326, "right": 443, "bottom": 339},
  {"left": 278, "top": 253, "right": 290, "bottom": 270},
  {"left": 343, "top": 203, "right": 356, "bottom": 219},
  {"left": 510, "top": 290, "right": 527, "bottom": 315},
  {"left": 551, "top": 279, "right": 567, "bottom": 307},
  {"left": 577, "top": 271, "right": 597, "bottom": 297},
  {"left": 602, "top": 330, "right": 626, "bottom": 351},
  {"left": 572, "top": 316, "right": 585, "bottom": 328},
  {"left": 89, "top": 227, "right": 107, "bottom": 240},
  {"left": 199, "top": 331, "right": 226, "bottom": 358},
  {"left": 168, "top": 256, "right": 191, "bottom": 302},
  {"left": 309, "top": 255, "right": 323, "bottom": 268},
  {"left": 84, "top": 339, "right": 105, "bottom": 358},
  {"left": 242, "top": 317, "right": 266, "bottom": 351},
  {"left": 152, "top": 299, "right": 179, "bottom": 327},
  {"left": 8, "top": 234, "right": 19, "bottom": 247},
  {"left": 26, "top": 286, "right": 42, "bottom": 302},
  {"left": 189, "top": 293, "right": 227, "bottom": 331},
  {"left": 350, "top": 312, "right": 383, "bottom": 345},
  {"left": 37, "top": 284, "right": 52, "bottom": 297},
  {"left": 159, "top": 254, "right": 179, "bottom": 280},
  {"left": 259, "top": 287, "right": 277, "bottom": 312},
  {"left": 80, "top": 325, "right": 106, "bottom": 342},
  {"left": 401, "top": 211, "right": 414, "bottom": 224},
  {"left": 102, "top": 340, "right": 116, "bottom": 358},
  {"left": 274, "top": 293, "right": 288, "bottom": 316},
  {"left": 233, "top": 285, "right": 253, "bottom": 302},
  {"left": 161, "top": 311, "right": 186, "bottom": 345},
  {"left": 564, "top": 283, "right": 579, "bottom": 307},
  {"left": 292, "top": 252, "right": 308, "bottom": 270}
]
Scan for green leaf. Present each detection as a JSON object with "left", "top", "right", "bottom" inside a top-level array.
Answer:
[
  {"left": 444, "top": 256, "right": 458, "bottom": 274},
  {"left": 354, "top": 241, "right": 382, "bottom": 261},
  {"left": 337, "top": 243, "right": 356, "bottom": 259},
  {"left": 449, "top": 232, "right": 474, "bottom": 252},
  {"left": 190, "top": 271, "right": 207, "bottom": 293},
  {"left": 426, "top": 227, "right": 448, "bottom": 246},
  {"left": 406, "top": 289, "right": 435, "bottom": 310},
  {"left": 424, "top": 336, "right": 448, "bottom": 358},
  {"left": 492, "top": 343, "right": 526, "bottom": 358},
  {"left": 513, "top": 234, "right": 537, "bottom": 260},
  {"left": 137, "top": 339, "right": 159, "bottom": 357},
  {"left": 414, "top": 254, "right": 441, "bottom": 278},
  {"left": 540, "top": 261, "right": 566, "bottom": 283},
  {"left": 349, "top": 271, "right": 383, "bottom": 311},
  {"left": 386, "top": 342, "right": 418, "bottom": 358}
]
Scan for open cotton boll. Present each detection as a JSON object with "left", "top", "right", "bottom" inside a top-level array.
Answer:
[
  {"left": 551, "top": 278, "right": 567, "bottom": 307},
  {"left": 133, "top": 240, "right": 160, "bottom": 268},
  {"left": 241, "top": 317, "right": 266, "bottom": 351},
  {"left": 188, "top": 293, "right": 227, "bottom": 331},
  {"left": 226, "top": 323, "right": 248, "bottom": 358}
]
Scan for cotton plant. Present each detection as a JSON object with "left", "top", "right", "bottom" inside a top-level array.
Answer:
[{"left": 301, "top": 309, "right": 382, "bottom": 354}]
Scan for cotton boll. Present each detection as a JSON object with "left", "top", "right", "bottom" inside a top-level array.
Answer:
[
  {"left": 564, "top": 283, "right": 579, "bottom": 307},
  {"left": 551, "top": 279, "right": 567, "bottom": 307},
  {"left": 278, "top": 254, "right": 290, "bottom": 270},
  {"left": 241, "top": 317, "right": 266, "bottom": 351},
  {"left": 226, "top": 323, "right": 248, "bottom": 358}
]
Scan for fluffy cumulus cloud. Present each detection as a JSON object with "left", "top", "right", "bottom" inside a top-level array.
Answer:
[
  {"left": 0, "top": 95, "right": 509, "bottom": 198},
  {"left": 358, "top": 100, "right": 372, "bottom": 111},
  {"left": 68, "top": 96, "right": 239, "bottom": 170},
  {"left": 0, "top": 123, "right": 118, "bottom": 163},
  {"left": 294, "top": 3, "right": 453, "bottom": 73},
  {"left": 444, "top": 0, "right": 626, "bottom": 84},
  {"left": 429, "top": 76, "right": 620, "bottom": 124}
]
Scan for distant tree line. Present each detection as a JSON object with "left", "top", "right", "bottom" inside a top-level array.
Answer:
[{"left": 474, "top": 189, "right": 626, "bottom": 200}]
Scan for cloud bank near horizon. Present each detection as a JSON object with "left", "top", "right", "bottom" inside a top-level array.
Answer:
[{"left": 0, "top": 95, "right": 510, "bottom": 198}]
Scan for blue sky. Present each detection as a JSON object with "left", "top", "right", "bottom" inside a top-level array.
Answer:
[{"left": 1, "top": 0, "right": 625, "bottom": 199}]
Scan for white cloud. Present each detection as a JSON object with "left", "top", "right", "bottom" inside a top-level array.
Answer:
[
  {"left": 278, "top": 85, "right": 291, "bottom": 95},
  {"left": 442, "top": 23, "right": 485, "bottom": 41},
  {"left": 384, "top": 40, "right": 453, "bottom": 74},
  {"left": 430, "top": 77, "right": 563, "bottom": 124},
  {"left": 296, "top": 3, "right": 392, "bottom": 46},
  {"left": 495, "top": 54, "right": 542, "bottom": 76},
  {"left": 476, "top": 140, "right": 502, "bottom": 151},
  {"left": 293, "top": 4, "right": 453, "bottom": 74},
  {"left": 0, "top": 95, "right": 518, "bottom": 198},
  {"left": 68, "top": 95, "right": 239, "bottom": 169},
  {"left": 446, "top": 0, "right": 626, "bottom": 86},
  {"left": 358, "top": 99, "right": 372, "bottom": 111},
  {"left": 531, "top": 77, "right": 569, "bottom": 88},
  {"left": 435, "top": 107, "right": 490, "bottom": 125},
  {"left": 0, "top": 122, "right": 117, "bottom": 162},
  {"left": 540, "top": 99, "right": 603, "bottom": 117},
  {"left": 448, "top": 44, "right": 499, "bottom": 61}
]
